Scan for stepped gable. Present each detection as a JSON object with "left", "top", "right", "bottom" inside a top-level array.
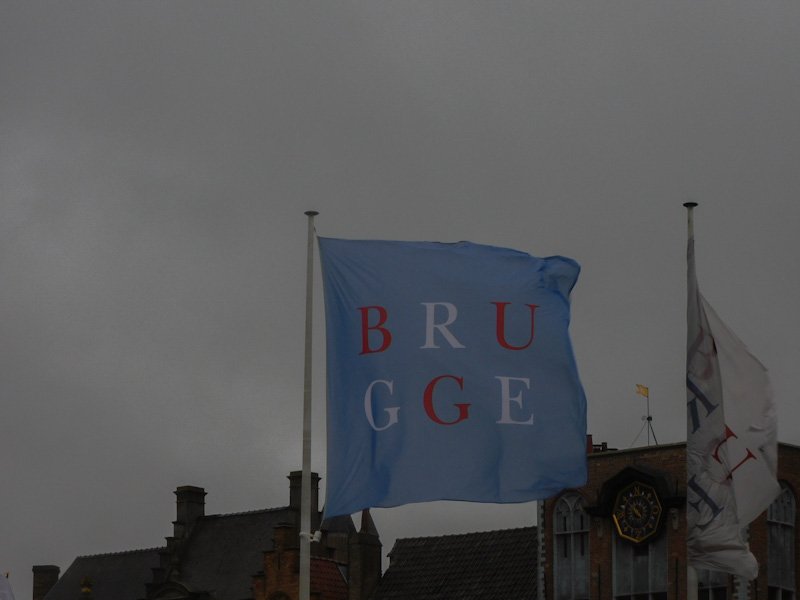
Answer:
[
  {"left": 42, "top": 506, "right": 297, "bottom": 600},
  {"left": 372, "top": 526, "right": 537, "bottom": 600},
  {"left": 36, "top": 474, "right": 366, "bottom": 600},
  {"left": 175, "top": 506, "right": 294, "bottom": 600}
]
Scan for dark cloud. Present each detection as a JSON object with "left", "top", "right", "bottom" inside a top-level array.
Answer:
[{"left": 2, "top": 3, "right": 799, "bottom": 599}]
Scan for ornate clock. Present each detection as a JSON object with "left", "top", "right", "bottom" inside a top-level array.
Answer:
[{"left": 612, "top": 481, "right": 662, "bottom": 543}]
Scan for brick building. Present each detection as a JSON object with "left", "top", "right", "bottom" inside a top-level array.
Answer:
[
  {"left": 33, "top": 444, "right": 799, "bottom": 600},
  {"left": 540, "top": 441, "right": 800, "bottom": 600},
  {"left": 33, "top": 472, "right": 381, "bottom": 600}
]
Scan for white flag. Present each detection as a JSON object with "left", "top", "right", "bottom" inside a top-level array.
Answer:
[
  {"left": 0, "top": 575, "right": 16, "bottom": 600},
  {"left": 686, "top": 234, "right": 780, "bottom": 579}
]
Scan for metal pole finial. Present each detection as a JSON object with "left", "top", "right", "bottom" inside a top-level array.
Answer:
[
  {"left": 684, "top": 202, "right": 698, "bottom": 238},
  {"left": 305, "top": 210, "right": 319, "bottom": 217}
]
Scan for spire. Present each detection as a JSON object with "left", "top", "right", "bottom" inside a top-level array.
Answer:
[{"left": 359, "top": 509, "right": 378, "bottom": 537}]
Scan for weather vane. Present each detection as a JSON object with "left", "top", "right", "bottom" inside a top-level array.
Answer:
[{"left": 629, "top": 384, "right": 659, "bottom": 447}]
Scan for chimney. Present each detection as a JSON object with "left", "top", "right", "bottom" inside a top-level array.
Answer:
[
  {"left": 288, "top": 471, "right": 320, "bottom": 529},
  {"left": 173, "top": 486, "right": 206, "bottom": 539},
  {"left": 32, "top": 565, "right": 60, "bottom": 600}
]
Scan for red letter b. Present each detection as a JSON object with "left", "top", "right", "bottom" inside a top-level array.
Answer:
[{"left": 358, "top": 306, "right": 392, "bottom": 354}]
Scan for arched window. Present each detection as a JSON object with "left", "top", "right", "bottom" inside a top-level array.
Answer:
[
  {"left": 768, "top": 483, "right": 796, "bottom": 600},
  {"left": 554, "top": 493, "right": 589, "bottom": 600},
  {"left": 613, "top": 529, "right": 667, "bottom": 600}
]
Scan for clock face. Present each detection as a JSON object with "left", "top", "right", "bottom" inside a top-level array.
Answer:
[{"left": 612, "top": 481, "right": 662, "bottom": 543}]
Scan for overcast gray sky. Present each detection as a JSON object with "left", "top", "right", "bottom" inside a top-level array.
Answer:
[{"left": 2, "top": 3, "right": 799, "bottom": 599}]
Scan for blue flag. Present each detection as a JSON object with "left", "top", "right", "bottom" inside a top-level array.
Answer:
[{"left": 318, "top": 237, "right": 587, "bottom": 518}]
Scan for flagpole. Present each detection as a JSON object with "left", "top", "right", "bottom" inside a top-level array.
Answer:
[
  {"left": 683, "top": 201, "right": 698, "bottom": 600},
  {"left": 300, "top": 210, "right": 318, "bottom": 600}
]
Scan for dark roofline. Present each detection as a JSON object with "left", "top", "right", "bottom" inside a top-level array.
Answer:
[
  {"left": 195, "top": 505, "right": 291, "bottom": 520},
  {"left": 589, "top": 441, "right": 800, "bottom": 456},
  {"left": 74, "top": 547, "right": 166, "bottom": 559},
  {"left": 392, "top": 525, "right": 536, "bottom": 545},
  {"left": 72, "top": 507, "right": 294, "bottom": 559},
  {"left": 589, "top": 441, "right": 685, "bottom": 458}
]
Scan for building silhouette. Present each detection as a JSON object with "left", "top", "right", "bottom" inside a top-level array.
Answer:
[
  {"left": 368, "top": 441, "right": 799, "bottom": 600},
  {"left": 34, "top": 443, "right": 799, "bottom": 600},
  {"left": 33, "top": 472, "right": 380, "bottom": 600}
]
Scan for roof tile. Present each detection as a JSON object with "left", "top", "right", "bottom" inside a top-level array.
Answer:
[{"left": 372, "top": 527, "right": 537, "bottom": 600}]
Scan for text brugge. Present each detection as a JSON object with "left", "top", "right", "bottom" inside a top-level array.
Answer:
[{"left": 358, "top": 302, "right": 539, "bottom": 431}]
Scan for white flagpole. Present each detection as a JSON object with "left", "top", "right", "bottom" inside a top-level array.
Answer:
[
  {"left": 300, "top": 210, "right": 318, "bottom": 600},
  {"left": 684, "top": 201, "right": 698, "bottom": 600}
]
